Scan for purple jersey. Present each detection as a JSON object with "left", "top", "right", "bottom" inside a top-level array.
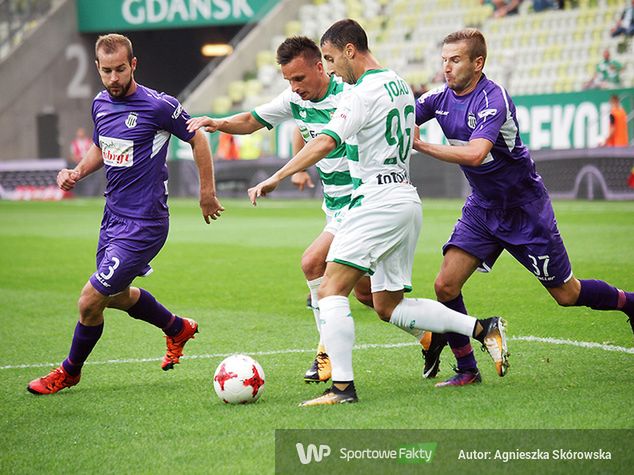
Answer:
[
  {"left": 91, "top": 84, "right": 194, "bottom": 219},
  {"left": 415, "top": 75, "right": 547, "bottom": 208}
]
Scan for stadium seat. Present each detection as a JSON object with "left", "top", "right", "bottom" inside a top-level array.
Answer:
[{"left": 212, "top": 96, "right": 232, "bottom": 115}]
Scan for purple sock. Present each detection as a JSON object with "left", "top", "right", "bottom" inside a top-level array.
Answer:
[
  {"left": 576, "top": 279, "right": 634, "bottom": 317},
  {"left": 127, "top": 288, "right": 183, "bottom": 336},
  {"left": 442, "top": 294, "right": 478, "bottom": 371},
  {"left": 62, "top": 321, "right": 104, "bottom": 376}
]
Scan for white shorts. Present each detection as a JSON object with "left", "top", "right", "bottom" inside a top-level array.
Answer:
[
  {"left": 326, "top": 187, "right": 422, "bottom": 293},
  {"left": 323, "top": 207, "right": 347, "bottom": 235}
]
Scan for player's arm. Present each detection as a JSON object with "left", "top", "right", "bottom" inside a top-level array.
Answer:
[
  {"left": 248, "top": 134, "right": 335, "bottom": 205},
  {"left": 189, "top": 129, "right": 224, "bottom": 223},
  {"left": 290, "top": 127, "right": 315, "bottom": 191},
  {"left": 187, "top": 112, "right": 264, "bottom": 135},
  {"left": 413, "top": 137, "right": 493, "bottom": 167},
  {"left": 56, "top": 143, "right": 103, "bottom": 191}
]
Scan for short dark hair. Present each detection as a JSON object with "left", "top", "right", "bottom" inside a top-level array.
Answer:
[
  {"left": 443, "top": 28, "right": 487, "bottom": 63},
  {"left": 276, "top": 36, "right": 322, "bottom": 66},
  {"left": 95, "top": 33, "right": 134, "bottom": 64},
  {"left": 320, "top": 18, "right": 369, "bottom": 53}
]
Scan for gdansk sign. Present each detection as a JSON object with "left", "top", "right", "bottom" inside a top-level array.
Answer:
[{"left": 76, "top": 0, "right": 280, "bottom": 32}]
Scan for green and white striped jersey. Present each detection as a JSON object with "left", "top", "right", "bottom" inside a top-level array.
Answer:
[
  {"left": 251, "top": 75, "right": 353, "bottom": 214},
  {"left": 320, "top": 69, "right": 420, "bottom": 207}
]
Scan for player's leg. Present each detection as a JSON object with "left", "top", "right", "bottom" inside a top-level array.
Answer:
[
  {"left": 27, "top": 281, "right": 108, "bottom": 395},
  {"left": 376, "top": 291, "right": 509, "bottom": 378},
  {"left": 94, "top": 214, "right": 197, "bottom": 370},
  {"left": 301, "top": 231, "right": 334, "bottom": 383},
  {"left": 432, "top": 246, "right": 484, "bottom": 386},
  {"left": 353, "top": 275, "right": 374, "bottom": 307},
  {"left": 368, "top": 201, "right": 508, "bottom": 380},
  {"left": 548, "top": 277, "right": 634, "bottom": 332},
  {"left": 428, "top": 200, "right": 506, "bottom": 384},
  {"left": 107, "top": 285, "right": 198, "bottom": 371},
  {"left": 300, "top": 262, "right": 364, "bottom": 406},
  {"left": 506, "top": 196, "right": 634, "bottom": 334}
]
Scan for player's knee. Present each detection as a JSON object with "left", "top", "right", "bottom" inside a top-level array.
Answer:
[
  {"left": 373, "top": 302, "right": 393, "bottom": 322},
  {"left": 354, "top": 288, "right": 374, "bottom": 308},
  {"left": 434, "top": 277, "right": 459, "bottom": 302},
  {"left": 77, "top": 294, "right": 100, "bottom": 322},
  {"left": 553, "top": 292, "right": 577, "bottom": 307},
  {"left": 549, "top": 283, "right": 580, "bottom": 307},
  {"left": 301, "top": 251, "right": 325, "bottom": 280}
]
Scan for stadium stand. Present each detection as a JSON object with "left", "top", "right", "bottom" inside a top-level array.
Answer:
[
  {"left": 200, "top": 0, "right": 631, "bottom": 113},
  {"left": 0, "top": 0, "right": 632, "bottom": 201},
  {"left": 0, "top": 0, "right": 62, "bottom": 62}
]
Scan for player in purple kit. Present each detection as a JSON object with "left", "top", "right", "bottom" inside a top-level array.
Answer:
[
  {"left": 413, "top": 28, "right": 634, "bottom": 387},
  {"left": 27, "top": 34, "right": 224, "bottom": 395}
]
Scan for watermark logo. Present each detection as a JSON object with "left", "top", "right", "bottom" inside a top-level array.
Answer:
[
  {"left": 295, "top": 443, "right": 331, "bottom": 464},
  {"left": 398, "top": 443, "right": 437, "bottom": 464}
]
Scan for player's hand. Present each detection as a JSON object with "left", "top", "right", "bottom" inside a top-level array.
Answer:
[
  {"left": 187, "top": 116, "right": 219, "bottom": 133},
  {"left": 200, "top": 194, "right": 224, "bottom": 223},
  {"left": 56, "top": 169, "right": 80, "bottom": 191},
  {"left": 291, "top": 171, "right": 315, "bottom": 191},
  {"left": 248, "top": 176, "right": 280, "bottom": 206}
]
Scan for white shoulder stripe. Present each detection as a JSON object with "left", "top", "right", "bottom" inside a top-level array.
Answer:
[{"left": 417, "top": 84, "right": 446, "bottom": 105}]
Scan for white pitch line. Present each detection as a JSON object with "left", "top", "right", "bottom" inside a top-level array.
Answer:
[
  {"left": 512, "top": 335, "right": 634, "bottom": 354},
  {"left": 2, "top": 337, "right": 632, "bottom": 371}
]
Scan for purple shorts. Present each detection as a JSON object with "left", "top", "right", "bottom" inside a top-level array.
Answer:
[
  {"left": 443, "top": 196, "right": 572, "bottom": 288},
  {"left": 89, "top": 208, "right": 169, "bottom": 296}
]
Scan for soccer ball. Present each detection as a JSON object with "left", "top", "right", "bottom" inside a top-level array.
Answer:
[{"left": 213, "top": 354, "right": 265, "bottom": 404}]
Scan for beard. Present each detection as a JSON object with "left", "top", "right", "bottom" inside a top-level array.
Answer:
[{"left": 106, "top": 78, "right": 132, "bottom": 98}]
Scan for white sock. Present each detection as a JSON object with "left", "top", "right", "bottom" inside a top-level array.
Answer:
[
  {"left": 389, "top": 298, "right": 477, "bottom": 336},
  {"left": 393, "top": 319, "right": 425, "bottom": 342},
  {"left": 319, "top": 295, "right": 355, "bottom": 382},
  {"left": 307, "top": 277, "right": 323, "bottom": 345}
]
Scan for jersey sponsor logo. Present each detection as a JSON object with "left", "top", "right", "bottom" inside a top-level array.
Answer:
[
  {"left": 467, "top": 112, "right": 476, "bottom": 129},
  {"left": 125, "top": 112, "right": 138, "bottom": 128},
  {"left": 99, "top": 135, "right": 134, "bottom": 167},
  {"left": 172, "top": 103, "right": 183, "bottom": 119},
  {"left": 376, "top": 170, "right": 409, "bottom": 185},
  {"left": 435, "top": 110, "right": 449, "bottom": 115},
  {"left": 478, "top": 108, "right": 498, "bottom": 119}
]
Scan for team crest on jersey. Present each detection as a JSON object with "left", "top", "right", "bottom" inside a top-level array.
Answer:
[
  {"left": 298, "top": 108, "right": 307, "bottom": 119},
  {"left": 125, "top": 112, "right": 138, "bottom": 128},
  {"left": 467, "top": 112, "right": 476, "bottom": 129}
]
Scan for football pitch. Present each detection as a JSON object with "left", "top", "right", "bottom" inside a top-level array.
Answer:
[{"left": 1, "top": 197, "right": 633, "bottom": 473}]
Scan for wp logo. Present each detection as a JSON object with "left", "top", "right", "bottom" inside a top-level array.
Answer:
[{"left": 295, "top": 443, "right": 331, "bottom": 464}]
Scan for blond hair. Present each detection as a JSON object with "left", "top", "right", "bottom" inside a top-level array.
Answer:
[
  {"left": 95, "top": 34, "right": 134, "bottom": 64},
  {"left": 443, "top": 28, "right": 487, "bottom": 63}
]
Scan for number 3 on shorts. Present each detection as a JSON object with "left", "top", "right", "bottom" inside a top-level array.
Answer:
[{"left": 100, "top": 256, "right": 120, "bottom": 281}]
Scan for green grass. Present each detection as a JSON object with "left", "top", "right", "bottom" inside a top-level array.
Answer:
[{"left": 1, "top": 198, "right": 633, "bottom": 474}]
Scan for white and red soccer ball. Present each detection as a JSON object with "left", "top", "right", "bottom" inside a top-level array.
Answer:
[{"left": 213, "top": 354, "right": 265, "bottom": 404}]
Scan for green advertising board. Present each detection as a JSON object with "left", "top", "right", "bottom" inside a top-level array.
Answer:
[
  {"left": 76, "top": 0, "right": 280, "bottom": 32},
  {"left": 169, "top": 88, "right": 634, "bottom": 160}
]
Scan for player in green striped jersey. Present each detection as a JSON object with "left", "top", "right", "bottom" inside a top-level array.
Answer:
[{"left": 187, "top": 36, "right": 375, "bottom": 384}]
